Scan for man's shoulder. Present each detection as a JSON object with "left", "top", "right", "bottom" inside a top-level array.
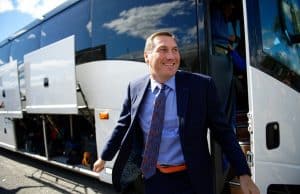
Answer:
[
  {"left": 127, "top": 74, "right": 150, "bottom": 94},
  {"left": 130, "top": 74, "right": 149, "bottom": 85},
  {"left": 176, "top": 70, "right": 212, "bottom": 82}
]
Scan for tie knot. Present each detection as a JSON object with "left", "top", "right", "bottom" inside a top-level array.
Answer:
[{"left": 160, "top": 84, "right": 166, "bottom": 91}]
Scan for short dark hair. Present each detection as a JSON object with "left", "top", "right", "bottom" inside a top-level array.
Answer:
[{"left": 144, "top": 31, "right": 176, "bottom": 52}]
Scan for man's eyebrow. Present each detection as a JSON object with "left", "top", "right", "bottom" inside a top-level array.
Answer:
[{"left": 157, "top": 45, "right": 178, "bottom": 49}]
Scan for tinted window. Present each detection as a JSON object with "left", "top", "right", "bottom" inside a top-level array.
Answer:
[
  {"left": 92, "top": 0, "right": 198, "bottom": 72},
  {"left": 268, "top": 184, "right": 300, "bottom": 194},
  {"left": 259, "top": 0, "right": 300, "bottom": 90},
  {"left": 280, "top": 0, "right": 300, "bottom": 43},
  {"left": 40, "top": 0, "right": 91, "bottom": 51},
  {"left": 0, "top": 43, "right": 11, "bottom": 66},
  {"left": 10, "top": 26, "right": 41, "bottom": 65}
]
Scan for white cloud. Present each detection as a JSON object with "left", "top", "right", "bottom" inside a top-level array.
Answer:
[
  {"left": 181, "top": 26, "right": 197, "bottom": 44},
  {"left": 41, "top": 30, "right": 46, "bottom": 37},
  {"left": 0, "top": 0, "right": 14, "bottom": 13},
  {"left": 16, "top": 0, "right": 68, "bottom": 19},
  {"left": 86, "top": 20, "right": 92, "bottom": 37},
  {"left": 27, "top": 33, "right": 36, "bottom": 39},
  {"left": 103, "top": 1, "right": 187, "bottom": 39},
  {"left": 0, "top": 0, "right": 67, "bottom": 18}
]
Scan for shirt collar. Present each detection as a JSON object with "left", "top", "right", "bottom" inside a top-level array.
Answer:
[{"left": 150, "top": 76, "right": 175, "bottom": 93}]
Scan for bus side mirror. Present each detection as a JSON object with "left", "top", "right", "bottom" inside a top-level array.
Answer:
[{"left": 280, "top": 0, "right": 300, "bottom": 44}]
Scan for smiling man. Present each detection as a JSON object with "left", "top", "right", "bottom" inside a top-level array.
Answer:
[{"left": 93, "top": 31, "right": 259, "bottom": 194}]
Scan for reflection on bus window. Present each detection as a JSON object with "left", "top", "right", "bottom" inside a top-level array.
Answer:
[
  {"left": 260, "top": 0, "right": 300, "bottom": 91},
  {"left": 91, "top": 0, "right": 199, "bottom": 72},
  {"left": 281, "top": 0, "right": 300, "bottom": 40},
  {"left": 41, "top": 0, "right": 91, "bottom": 51},
  {"left": 259, "top": 0, "right": 300, "bottom": 77},
  {"left": 0, "top": 43, "right": 11, "bottom": 66},
  {"left": 10, "top": 26, "right": 41, "bottom": 65}
]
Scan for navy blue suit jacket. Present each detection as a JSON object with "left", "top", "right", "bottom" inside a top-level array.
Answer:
[{"left": 101, "top": 71, "right": 250, "bottom": 194}]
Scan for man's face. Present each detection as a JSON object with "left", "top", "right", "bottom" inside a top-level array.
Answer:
[{"left": 144, "top": 35, "right": 180, "bottom": 83}]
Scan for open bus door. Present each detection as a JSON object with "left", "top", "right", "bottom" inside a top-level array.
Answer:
[
  {"left": 206, "top": 0, "right": 248, "bottom": 193},
  {"left": 0, "top": 60, "right": 23, "bottom": 150},
  {"left": 243, "top": 0, "right": 300, "bottom": 193}
]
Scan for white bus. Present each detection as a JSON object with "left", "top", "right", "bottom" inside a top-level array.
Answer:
[{"left": 0, "top": 0, "right": 299, "bottom": 193}]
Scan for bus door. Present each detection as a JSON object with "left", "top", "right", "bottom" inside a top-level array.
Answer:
[
  {"left": 207, "top": 0, "right": 247, "bottom": 193},
  {"left": 244, "top": 0, "right": 300, "bottom": 193},
  {"left": 0, "top": 60, "right": 22, "bottom": 150}
]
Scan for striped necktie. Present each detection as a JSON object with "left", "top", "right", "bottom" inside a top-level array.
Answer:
[{"left": 141, "top": 84, "right": 166, "bottom": 179}]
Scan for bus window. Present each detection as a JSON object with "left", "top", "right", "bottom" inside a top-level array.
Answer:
[
  {"left": 268, "top": 184, "right": 300, "bottom": 194},
  {"left": 0, "top": 43, "right": 11, "bottom": 66},
  {"left": 259, "top": 0, "right": 300, "bottom": 91},
  {"left": 75, "top": 45, "right": 106, "bottom": 65},
  {"left": 40, "top": 0, "right": 91, "bottom": 52},
  {"left": 91, "top": 0, "right": 199, "bottom": 72},
  {"left": 209, "top": 0, "right": 248, "bottom": 112},
  {"left": 280, "top": 0, "right": 300, "bottom": 44},
  {"left": 10, "top": 26, "right": 41, "bottom": 65}
]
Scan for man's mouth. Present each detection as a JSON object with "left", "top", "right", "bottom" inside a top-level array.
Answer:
[{"left": 162, "top": 63, "right": 176, "bottom": 66}]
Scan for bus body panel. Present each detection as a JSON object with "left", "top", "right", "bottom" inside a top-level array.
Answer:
[
  {"left": 76, "top": 60, "right": 149, "bottom": 184},
  {"left": 0, "top": 116, "right": 17, "bottom": 150},
  {"left": 244, "top": 0, "right": 300, "bottom": 192},
  {"left": 248, "top": 67, "right": 300, "bottom": 192},
  {"left": 75, "top": 60, "right": 148, "bottom": 110},
  {"left": 0, "top": 60, "right": 22, "bottom": 118},
  {"left": 24, "top": 36, "right": 78, "bottom": 114},
  {"left": 255, "top": 160, "right": 300, "bottom": 193}
]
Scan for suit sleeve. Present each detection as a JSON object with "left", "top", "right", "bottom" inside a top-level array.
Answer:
[
  {"left": 101, "top": 84, "right": 132, "bottom": 161},
  {"left": 206, "top": 77, "right": 251, "bottom": 176}
]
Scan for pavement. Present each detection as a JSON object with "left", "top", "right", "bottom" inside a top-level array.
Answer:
[{"left": 0, "top": 148, "right": 117, "bottom": 194}]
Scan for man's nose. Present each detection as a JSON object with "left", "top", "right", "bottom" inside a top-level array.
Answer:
[{"left": 165, "top": 51, "right": 177, "bottom": 59}]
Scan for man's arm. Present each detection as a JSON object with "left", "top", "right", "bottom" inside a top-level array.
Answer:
[{"left": 206, "top": 77, "right": 250, "bottom": 175}]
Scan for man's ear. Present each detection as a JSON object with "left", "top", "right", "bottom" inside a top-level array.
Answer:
[{"left": 144, "top": 52, "right": 149, "bottom": 63}]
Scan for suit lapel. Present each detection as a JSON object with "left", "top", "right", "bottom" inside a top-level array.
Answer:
[
  {"left": 175, "top": 71, "right": 189, "bottom": 118},
  {"left": 131, "top": 76, "right": 150, "bottom": 121},
  {"left": 175, "top": 71, "right": 190, "bottom": 142},
  {"left": 130, "top": 72, "right": 189, "bottom": 126}
]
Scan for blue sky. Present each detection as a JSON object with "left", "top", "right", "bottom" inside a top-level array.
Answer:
[{"left": 0, "top": 0, "right": 67, "bottom": 42}]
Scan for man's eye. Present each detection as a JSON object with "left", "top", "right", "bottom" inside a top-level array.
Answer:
[{"left": 159, "top": 48, "right": 168, "bottom": 52}]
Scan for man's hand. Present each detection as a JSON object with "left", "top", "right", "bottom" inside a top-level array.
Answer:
[
  {"left": 239, "top": 175, "right": 260, "bottom": 194},
  {"left": 93, "top": 158, "right": 106, "bottom": 172}
]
